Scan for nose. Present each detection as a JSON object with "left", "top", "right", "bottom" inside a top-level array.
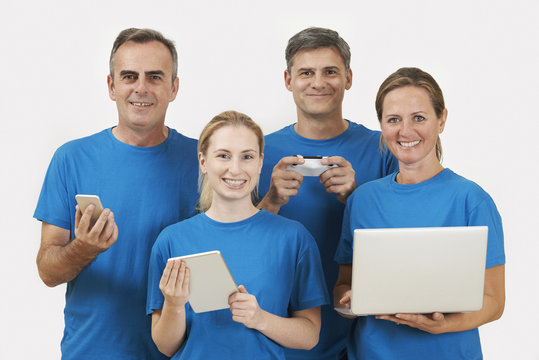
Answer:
[
  {"left": 134, "top": 77, "right": 148, "bottom": 94},
  {"left": 399, "top": 118, "right": 415, "bottom": 136},
  {"left": 310, "top": 73, "right": 325, "bottom": 89},
  {"left": 228, "top": 158, "right": 241, "bottom": 175}
]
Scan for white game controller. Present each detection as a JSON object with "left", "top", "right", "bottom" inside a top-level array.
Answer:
[{"left": 286, "top": 156, "right": 337, "bottom": 177}]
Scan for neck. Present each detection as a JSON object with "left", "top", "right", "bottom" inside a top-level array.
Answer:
[
  {"left": 205, "top": 197, "right": 259, "bottom": 223},
  {"left": 112, "top": 124, "right": 169, "bottom": 147},
  {"left": 295, "top": 113, "right": 349, "bottom": 140},
  {"left": 396, "top": 160, "right": 444, "bottom": 184}
]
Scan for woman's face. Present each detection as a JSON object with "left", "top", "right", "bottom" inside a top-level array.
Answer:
[
  {"left": 380, "top": 85, "right": 447, "bottom": 170},
  {"left": 199, "top": 125, "right": 263, "bottom": 206}
]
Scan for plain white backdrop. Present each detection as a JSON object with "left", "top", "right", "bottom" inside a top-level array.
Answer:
[{"left": 1, "top": 0, "right": 538, "bottom": 358}]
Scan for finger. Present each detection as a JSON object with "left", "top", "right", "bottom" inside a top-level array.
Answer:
[
  {"left": 78, "top": 204, "right": 94, "bottom": 232},
  {"left": 238, "top": 285, "right": 248, "bottom": 294},
  {"left": 166, "top": 260, "right": 181, "bottom": 288},
  {"left": 89, "top": 208, "right": 110, "bottom": 237},
  {"left": 159, "top": 260, "right": 174, "bottom": 289},
  {"left": 176, "top": 262, "right": 187, "bottom": 285},
  {"left": 75, "top": 205, "right": 82, "bottom": 228},
  {"left": 182, "top": 267, "right": 190, "bottom": 294},
  {"left": 339, "top": 294, "right": 351, "bottom": 305},
  {"left": 432, "top": 312, "right": 444, "bottom": 321},
  {"left": 321, "top": 156, "right": 351, "bottom": 167},
  {"left": 275, "top": 155, "right": 305, "bottom": 169},
  {"left": 101, "top": 212, "right": 116, "bottom": 243}
]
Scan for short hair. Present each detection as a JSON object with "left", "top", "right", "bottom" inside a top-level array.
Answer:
[
  {"left": 109, "top": 28, "right": 178, "bottom": 83},
  {"left": 197, "top": 111, "right": 265, "bottom": 212},
  {"left": 285, "top": 27, "right": 351, "bottom": 72},
  {"left": 375, "top": 67, "right": 445, "bottom": 161}
]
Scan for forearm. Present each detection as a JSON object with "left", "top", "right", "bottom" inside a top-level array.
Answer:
[
  {"left": 255, "top": 309, "right": 320, "bottom": 350},
  {"left": 257, "top": 194, "right": 281, "bottom": 214},
  {"left": 37, "top": 239, "right": 98, "bottom": 287},
  {"left": 151, "top": 305, "right": 187, "bottom": 357},
  {"left": 443, "top": 292, "right": 505, "bottom": 333}
]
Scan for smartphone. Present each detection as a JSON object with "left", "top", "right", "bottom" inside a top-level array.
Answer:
[{"left": 75, "top": 194, "right": 104, "bottom": 226}]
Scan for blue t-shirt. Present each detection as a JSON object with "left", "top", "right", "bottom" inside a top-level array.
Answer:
[
  {"left": 335, "top": 168, "right": 505, "bottom": 360},
  {"left": 146, "top": 210, "right": 329, "bottom": 359},
  {"left": 34, "top": 128, "right": 199, "bottom": 360},
  {"left": 259, "top": 121, "right": 397, "bottom": 359}
]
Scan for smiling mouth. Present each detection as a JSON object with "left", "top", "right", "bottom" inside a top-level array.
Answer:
[
  {"left": 399, "top": 140, "right": 420, "bottom": 147},
  {"left": 130, "top": 102, "right": 153, "bottom": 107},
  {"left": 224, "top": 179, "right": 246, "bottom": 186}
]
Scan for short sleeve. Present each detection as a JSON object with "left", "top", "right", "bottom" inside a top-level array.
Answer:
[
  {"left": 289, "top": 227, "right": 329, "bottom": 311},
  {"left": 33, "top": 147, "right": 72, "bottom": 230},
  {"left": 146, "top": 231, "right": 171, "bottom": 315},
  {"left": 469, "top": 197, "right": 505, "bottom": 268},
  {"left": 334, "top": 196, "right": 354, "bottom": 264}
]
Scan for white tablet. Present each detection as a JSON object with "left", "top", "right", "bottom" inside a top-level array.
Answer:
[
  {"left": 169, "top": 250, "right": 238, "bottom": 313},
  {"left": 347, "top": 226, "right": 488, "bottom": 316}
]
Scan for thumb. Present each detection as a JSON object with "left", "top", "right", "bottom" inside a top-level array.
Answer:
[{"left": 238, "top": 285, "right": 248, "bottom": 294}]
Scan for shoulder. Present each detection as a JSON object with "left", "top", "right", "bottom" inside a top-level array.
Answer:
[
  {"left": 264, "top": 124, "right": 292, "bottom": 142},
  {"left": 166, "top": 128, "right": 198, "bottom": 151},
  {"left": 440, "top": 169, "right": 494, "bottom": 202},
  {"left": 52, "top": 129, "right": 110, "bottom": 160},
  {"left": 346, "top": 120, "right": 382, "bottom": 139},
  {"left": 258, "top": 210, "right": 313, "bottom": 237}
]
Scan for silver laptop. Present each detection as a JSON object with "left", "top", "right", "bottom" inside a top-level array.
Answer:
[{"left": 347, "top": 226, "right": 487, "bottom": 316}]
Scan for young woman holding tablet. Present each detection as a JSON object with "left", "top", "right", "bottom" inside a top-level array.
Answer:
[{"left": 147, "top": 111, "right": 328, "bottom": 359}]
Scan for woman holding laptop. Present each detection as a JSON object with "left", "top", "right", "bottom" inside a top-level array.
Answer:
[
  {"left": 146, "top": 111, "right": 328, "bottom": 359},
  {"left": 334, "top": 67, "right": 505, "bottom": 359}
]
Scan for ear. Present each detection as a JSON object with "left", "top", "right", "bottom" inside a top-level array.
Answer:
[
  {"left": 107, "top": 75, "right": 116, "bottom": 101},
  {"left": 439, "top": 108, "right": 448, "bottom": 134},
  {"left": 169, "top": 76, "right": 179, "bottom": 102},
  {"left": 284, "top": 69, "right": 292, "bottom": 91},
  {"left": 258, "top": 153, "right": 264, "bottom": 174},
  {"left": 345, "top": 68, "right": 353, "bottom": 90},
  {"left": 198, "top": 152, "right": 207, "bottom": 174}
]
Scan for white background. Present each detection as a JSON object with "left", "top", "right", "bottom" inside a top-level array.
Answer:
[{"left": 1, "top": 0, "right": 538, "bottom": 358}]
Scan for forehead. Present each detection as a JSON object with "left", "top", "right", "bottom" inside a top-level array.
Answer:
[
  {"left": 383, "top": 86, "right": 433, "bottom": 113},
  {"left": 113, "top": 40, "right": 173, "bottom": 75},
  {"left": 290, "top": 47, "right": 345, "bottom": 70},
  {"left": 209, "top": 125, "right": 260, "bottom": 149}
]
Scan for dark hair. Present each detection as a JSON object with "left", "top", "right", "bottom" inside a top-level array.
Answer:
[
  {"left": 285, "top": 27, "right": 351, "bottom": 72},
  {"left": 375, "top": 67, "right": 445, "bottom": 160},
  {"left": 109, "top": 28, "right": 178, "bottom": 82}
]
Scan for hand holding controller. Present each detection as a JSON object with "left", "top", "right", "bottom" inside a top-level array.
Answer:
[{"left": 286, "top": 156, "right": 337, "bottom": 177}]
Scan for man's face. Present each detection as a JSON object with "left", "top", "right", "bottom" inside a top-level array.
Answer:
[
  {"left": 285, "top": 47, "right": 352, "bottom": 121},
  {"left": 107, "top": 41, "right": 178, "bottom": 133}
]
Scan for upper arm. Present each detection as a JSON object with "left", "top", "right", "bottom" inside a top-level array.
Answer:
[
  {"left": 335, "top": 264, "right": 352, "bottom": 288},
  {"left": 37, "top": 222, "right": 70, "bottom": 257},
  {"left": 291, "top": 306, "right": 321, "bottom": 330}
]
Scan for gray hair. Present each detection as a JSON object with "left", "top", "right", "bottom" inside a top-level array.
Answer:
[
  {"left": 109, "top": 28, "right": 178, "bottom": 83},
  {"left": 285, "top": 27, "right": 351, "bottom": 72}
]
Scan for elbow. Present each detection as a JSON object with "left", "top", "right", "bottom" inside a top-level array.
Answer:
[
  {"left": 303, "top": 333, "right": 320, "bottom": 351},
  {"left": 152, "top": 338, "right": 178, "bottom": 358},
  {"left": 38, "top": 269, "right": 62, "bottom": 288}
]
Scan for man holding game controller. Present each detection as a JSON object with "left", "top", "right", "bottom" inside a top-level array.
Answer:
[
  {"left": 258, "top": 27, "right": 398, "bottom": 360},
  {"left": 34, "top": 28, "right": 198, "bottom": 359}
]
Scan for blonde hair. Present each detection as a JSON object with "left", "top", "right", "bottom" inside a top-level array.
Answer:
[
  {"left": 375, "top": 67, "right": 445, "bottom": 161},
  {"left": 197, "top": 111, "right": 265, "bottom": 212}
]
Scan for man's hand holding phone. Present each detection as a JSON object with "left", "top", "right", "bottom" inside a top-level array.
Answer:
[{"left": 74, "top": 195, "right": 118, "bottom": 256}]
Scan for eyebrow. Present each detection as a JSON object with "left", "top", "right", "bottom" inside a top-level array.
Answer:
[
  {"left": 118, "top": 70, "right": 165, "bottom": 77},
  {"left": 213, "top": 148, "right": 258, "bottom": 153}
]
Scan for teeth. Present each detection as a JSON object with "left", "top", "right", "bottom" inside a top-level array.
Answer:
[
  {"left": 224, "top": 179, "right": 245, "bottom": 186},
  {"left": 132, "top": 102, "right": 152, "bottom": 107},
  {"left": 400, "top": 140, "right": 420, "bottom": 147}
]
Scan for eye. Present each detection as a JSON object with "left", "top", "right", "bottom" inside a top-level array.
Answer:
[
  {"left": 414, "top": 115, "right": 425, "bottom": 122},
  {"left": 151, "top": 75, "right": 162, "bottom": 80},
  {"left": 217, "top": 153, "right": 230, "bottom": 159},
  {"left": 300, "top": 71, "right": 313, "bottom": 76},
  {"left": 123, "top": 74, "right": 136, "bottom": 80},
  {"left": 387, "top": 117, "right": 399, "bottom": 123},
  {"left": 243, "top": 154, "right": 254, "bottom": 160},
  {"left": 326, "top": 69, "right": 337, "bottom": 75}
]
